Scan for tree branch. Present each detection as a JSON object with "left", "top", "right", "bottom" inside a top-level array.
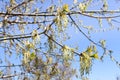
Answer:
[
  {"left": 69, "top": 11, "right": 120, "bottom": 19},
  {"left": 0, "top": 12, "right": 56, "bottom": 17},
  {"left": 68, "top": 14, "right": 106, "bottom": 50},
  {"left": 0, "top": 64, "right": 23, "bottom": 67},
  {"left": 0, "top": 31, "right": 45, "bottom": 42},
  {"left": 6, "top": 20, "right": 51, "bottom": 24},
  {"left": 0, "top": 10, "right": 120, "bottom": 18},
  {"left": 44, "top": 33, "right": 81, "bottom": 56},
  {"left": 0, "top": 72, "right": 25, "bottom": 79}
]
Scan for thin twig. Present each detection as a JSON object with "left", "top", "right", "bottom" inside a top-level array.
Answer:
[
  {"left": 111, "top": 19, "right": 120, "bottom": 23},
  {"left": 0, "top": 64, "right": 23, "bottom": 67},
  {"left": 0, "top": 12, "right": 56, "bottom": 17},
  {"left": 44, "top": 33, "right": 81, "bottom": 56},
  {"left": 0, "top": 31, "right": 44, "bottom": 42},
  {"left": 0, "top": 72, "right": 25, "bottom": 79},
  {"left": 69, "top": 11, "right": 120, "bottom": 19},
  {"left": 42, "top": 20, "right": 81, "bottom": 56},
  {"left": 68, "top": 14, "right": 106, "bottom": 50},
  {"left": 6, "top": 20, "right": 51, "bottom": 24}
]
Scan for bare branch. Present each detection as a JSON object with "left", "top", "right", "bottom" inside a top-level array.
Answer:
[
  {"left": 44, "top": 33, "right": 81, "bottom": 56},
  {"left": 68, "top": 14, "right": 106, "bottom": 50},
  {"left": 0, "top": 12, "right": 56, "bottom": 17},
  {"left": 70, "top": 11, "right": 120, "bottom": 19},
  {"left": 0, "top": 31, "right": 45, "bottom": 42},
  {"left": 0, "top": 72, "right": 25, "bottom": 79},
  {"left": 6, "top": 20, "right": 51, "bottom": 24},
  {"left": 0, "top": 10, "right": 120, "bottom": 18},
  {"left": 0, "top": 64, "right": 23, "bottom": 67},
  {"left": 83, "top": 10, "right": 120, "bottom": 13},
  {"left": 44, "top": 18, "right": 81, "bottom": 56}
]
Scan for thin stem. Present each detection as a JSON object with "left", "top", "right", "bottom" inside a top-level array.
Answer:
[
  {"left": 6, "top": 20, "right": 51, "bottom": 24},
  {"left": 0, "top": 72, "right": 25, "bottom": 79},
  {"left": 0, "top": 31, "right": 44, "bottom": 42},
  {"left": 68, "top": 14, "right": 106, "bottom": 50},
  {"left": 44, "top": 33, "right": 81, "bottom": 56},
  {"left": 0, "top": 64, "right": 23, "bottom": 67}
]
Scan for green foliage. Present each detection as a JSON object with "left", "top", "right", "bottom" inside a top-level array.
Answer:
[
  {"left": 62, "top": 4, "right": 70, "bottom": 13},
  {"left": 80, "top": 45, "right": 98, "bottom": 76},
  {"left": 80, "top": 52, "right": 92, "bottom": 76},
  {"left": 29, "top": 52, "right": 36, "bottom": 61},
  {"left": 90, "top": 53, "right": 99, "bottom": 59}
]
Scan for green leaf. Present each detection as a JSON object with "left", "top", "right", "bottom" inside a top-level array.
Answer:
[
  {"left": 86, "top": 47, "right": 92, "bottom": 54},
  {"left": 30, "top": 52, "right": 36, "bottom": 61},
  {"left": 62, "top": 4, "right": 69, "bottom": 13},
  {"left": 80, "top": 51, "right": 92, "bottom": 76},
  {"left": 90, "top": 53, "right": 99, "bottom": 59}
]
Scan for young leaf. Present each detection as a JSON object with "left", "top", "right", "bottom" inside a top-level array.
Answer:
[
  {"left": 62, "top": 4, "right": 69, "bottom": 13},
  {"left": 90, "top": 53, "right": 99, "bottom": 59},
  {"left": 30, "top": 52, "right": 36, "bottom": 61},
  {"left": 86, "top": 47, "right": 92, "bottom": 54}
]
